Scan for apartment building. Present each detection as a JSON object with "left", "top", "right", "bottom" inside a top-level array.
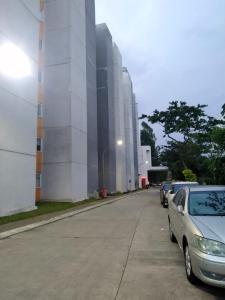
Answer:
[
  {"left": 42, "top": 0, "right": 88, "bottom": 201},
  {"left": 86, "top": 0, "right": 99, "bottom": 197},
  {"left": 0, "top": 1, "right": 140, "bottom": 216},
  {"left": 96, "top": 23, "right": 116, "bottom": 193},
  {"left": 0, "top": 0, "right": 40, "bottom": 216},
  {"left": 123, "top": 67, "right": 136, "bottom": 191},
  {"left": 113, "top": 43, "right": 127, "bottom": 193}
]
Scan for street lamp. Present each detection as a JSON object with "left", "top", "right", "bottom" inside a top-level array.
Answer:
[
  {"left": 0, "top": 42, "right": 32, "bottom": 78},
  {"left": 117, "top": 140, "right": 123, "bottom": 146}
]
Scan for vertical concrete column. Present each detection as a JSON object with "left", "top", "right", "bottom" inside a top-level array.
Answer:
[
  {"left": 132, "top": 94, "right": 139, "bottom": 189},
  {"left": 96, "top": 24, "right": 116, "bottom": 193},
  {"left": 36, "top": 0, "right": 45, "bottom": 201},
  {"left": 113, "top": 44, "right": 127, "bottom": 192},
  {"left": 86, "top": 0, "right": 99, "bottom": 197},
  {"left": 123, "top": 67, "right": 135, "bottom": 191},
  {"left": 43, "top": 0, "right": 88, "bottom": 201},
  {"left": 0, "top": 0, "right": 40, "bottom": 216}
]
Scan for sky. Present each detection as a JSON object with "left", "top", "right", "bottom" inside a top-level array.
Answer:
[{"left": 95, "top": 0, "right": 225, "bottom": 145}]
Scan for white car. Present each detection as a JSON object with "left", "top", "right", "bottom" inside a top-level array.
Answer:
[{"left": 165, "top": 181, "right": 199, "bottom": 208}]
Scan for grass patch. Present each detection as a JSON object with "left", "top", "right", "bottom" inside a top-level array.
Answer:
[{"left": 0, "top": 198, "right": 102, "bottom": 226}]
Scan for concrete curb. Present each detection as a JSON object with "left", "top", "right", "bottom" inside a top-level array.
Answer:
[{"left": 0, "top": 191, "right": 142, "bottom": 240}]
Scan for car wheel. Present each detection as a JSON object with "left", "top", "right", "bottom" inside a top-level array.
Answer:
[
  {"left": 184, "top": 244, "right": 198, "bottom": 285},
  {"left": 163, "top": 200, "right": 168, "bottom": 208},
  {"left": 169, "top": 221, "right": 176, "bottom": 243}
]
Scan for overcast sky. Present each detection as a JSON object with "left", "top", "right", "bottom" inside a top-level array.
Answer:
[{"left": 95, "top": 0, "right": 225, "bottom": 144}]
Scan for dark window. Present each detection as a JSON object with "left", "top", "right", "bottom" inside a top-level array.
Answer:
[
  {"left": 36, "top": 173, "right": 42, "bottom": 188},
  {"left": 37, "top": 138, "right": 42, "bottom": 151},
  {"left": 37, "top": 103, "right": 43, "bottom": 117}
]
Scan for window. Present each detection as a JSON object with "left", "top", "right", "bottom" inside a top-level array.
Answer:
[
  {"left": 178, "top": 191, "right": 186, "bottom": 208},
  {"left": 37, "top": 138, "right": 43, "bottom": 152},
  {"left": 189, "top": 191, "right": 225, "bottom": 216},
  {"left": 36, "top": 173, "right": 42, "bottom": 188},
  {"left": 37, "top": 103, "right": 43, "bottom": 117},
  {"left": 173, "top": 190, "right": 183, "bottom": 206}
]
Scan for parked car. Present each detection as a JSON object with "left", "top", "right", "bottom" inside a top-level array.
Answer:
[
  {"left": 164, "top": 181, "right": 199, "bottom": 208},
  {"left": 168, "top": 186, "right": 225, "bottom": 288},
  {"left": 160, "top": 181, "right": 171, "bottom": 207}
]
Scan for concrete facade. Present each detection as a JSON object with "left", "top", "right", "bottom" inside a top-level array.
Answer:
[
  {"left": 86, "top": 0, "right": 98, "bottom": 197},
  {"left": 113, "top": 44, "right": 127, "bottom": 192},
  {"left": 96, "top": 24, "right": 116, "bottom": 193},
  {"left": 0, "top": 0, "right": 40, "bottom": 216},
  {"left": 132, "top": 94, "right": 139, "bottom": 189},
  {"left": 123, "top": 67, "right": 135, "bottom": 191},
  {"left": 43, "top": 0, "right": 88, "bottom": 201}
]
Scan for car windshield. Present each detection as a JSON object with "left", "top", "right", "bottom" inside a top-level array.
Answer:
[
  {"left": 189, "top": 191, "right": 225, "bottom": 216},
  {"left": 171, "top": 183, "right": 198, "bottom": 193},
  {"left": 163, "top": 183, "right": 170, "bottom": 192}
]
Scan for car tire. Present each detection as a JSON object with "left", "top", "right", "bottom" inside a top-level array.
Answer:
[
  {"left": 169, "top": 221, "right": 176, "bottom": 243},
  {"left": 184, "top": 244, "right": 198, "bottom": 285},
  {"left": 163, "top": 201, "right": 168, "bottom": 208}
]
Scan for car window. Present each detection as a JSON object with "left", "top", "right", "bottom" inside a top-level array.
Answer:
[
  {"left": 189, "top": 191, "right": 225, "bottom": 216},
  {"left": 178, "top": 190, "right": 186, "bottom": 208},
  {"left": 173, "top": 190, "right": 183, "bottom": 206}
]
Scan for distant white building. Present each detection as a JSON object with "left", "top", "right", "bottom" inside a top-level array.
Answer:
[
  {"left": 139, "top": 146, "right": 152, "bottom": 188},
  {"left": 139, "top": 144, "right": 169, "bottom": 188}
]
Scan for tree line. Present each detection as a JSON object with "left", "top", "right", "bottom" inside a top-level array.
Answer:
[{"left": 140, "top": 101, "right": 225, "bottom": 184}]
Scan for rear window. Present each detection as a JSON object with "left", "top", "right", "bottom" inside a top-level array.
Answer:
[
  {"left": 163, "top": 183, "right": 170, "bottom": 192},
  {"left": 189, "top": 191, "right": 225, "bottom": 216},
  {"left": 172, "top": 183, "right": 198, "bottom": 193}
]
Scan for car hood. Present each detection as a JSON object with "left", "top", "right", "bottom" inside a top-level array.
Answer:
[{"left": 190, "top": 216, "right": 225, "bottom": 244}]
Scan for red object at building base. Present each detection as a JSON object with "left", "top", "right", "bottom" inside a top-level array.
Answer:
[
  {"left": 141, "top": 177, "right": 147, "bottom": 189},
  {"left": 100, "top": 188, "right": 108, "bottom": 198}
]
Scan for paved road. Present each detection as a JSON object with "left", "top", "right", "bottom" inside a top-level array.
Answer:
[{"left": 0, "top": 190, "right": 224, "bottom": 299}]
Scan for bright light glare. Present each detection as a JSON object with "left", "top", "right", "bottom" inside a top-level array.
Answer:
[
  {"left": 0, "top": 42, "right": 32, "bottom": 78},
  {"left": 145, "top": 161, "right": 149, "bottom": 164},
  {"left": 117, "top": 140, "right": 123, "bottom": 146}
]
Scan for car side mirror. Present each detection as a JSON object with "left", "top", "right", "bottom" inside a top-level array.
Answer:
[{"left": 177, "top": 205, "right": 184, "bottom": 215}]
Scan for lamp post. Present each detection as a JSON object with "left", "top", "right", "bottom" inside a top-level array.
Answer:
[{"left": 101, "top": 140, "right": 123, "bottom": 190}]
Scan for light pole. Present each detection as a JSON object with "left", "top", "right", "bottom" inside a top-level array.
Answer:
[{"left": 102, "top": 140, "right": 123, "bottom": 189}]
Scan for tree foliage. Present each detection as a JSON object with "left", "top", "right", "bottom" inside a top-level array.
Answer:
[
  {"left": 141, "top": 121, "right": 160, "bottom": 166},
  {"left": 182, "top": 169, "right": 197, "bottom": 182},
  {"left": 142, "top": 101, "right": 225, "bottom": 184}
]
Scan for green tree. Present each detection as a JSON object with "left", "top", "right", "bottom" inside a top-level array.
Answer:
[
  {"left": 182, "top": 169, "right": 197, "bottom": 182},
  {"left": 141, "top": 121, "right": 160, "bottom": 166},
  {"left": 141, "top": 101, "right": 221, "bottom": 170}
]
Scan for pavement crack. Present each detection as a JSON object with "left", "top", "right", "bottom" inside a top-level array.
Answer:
[{"left": 114, "top": 206, "right": 146, "bottom": 300}]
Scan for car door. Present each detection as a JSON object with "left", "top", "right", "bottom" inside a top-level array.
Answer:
[
  {"left": 169, "top": 190, "right": 183, "bottom": 238},
  {"left": 175, "top": 190, "right": 186, "bottom": 246}
]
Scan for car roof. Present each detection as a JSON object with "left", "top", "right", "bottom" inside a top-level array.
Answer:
[
  {"left": 171, "top": 181, "right": 198, "bottom": 185},
  {"left": 185, "top": 185, "right": 225, "bottom": 192}
]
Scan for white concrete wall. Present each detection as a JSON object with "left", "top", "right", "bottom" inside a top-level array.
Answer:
[
  {"left": 0, "top": 0, "right": 39, "bottom": 216},
  {"left": 43, "top": 0, "right": 88, "bottom": 201},
  {"left": 113, "top": 44, "right": 127, "bottom": 192},
  {"left": 123, "top": 68, "right": 135, "bottom": 191}
]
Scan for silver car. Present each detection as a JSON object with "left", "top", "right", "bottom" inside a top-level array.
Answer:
[{"left": 168, "top": 186, "right": 225, "bottom": 288}]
